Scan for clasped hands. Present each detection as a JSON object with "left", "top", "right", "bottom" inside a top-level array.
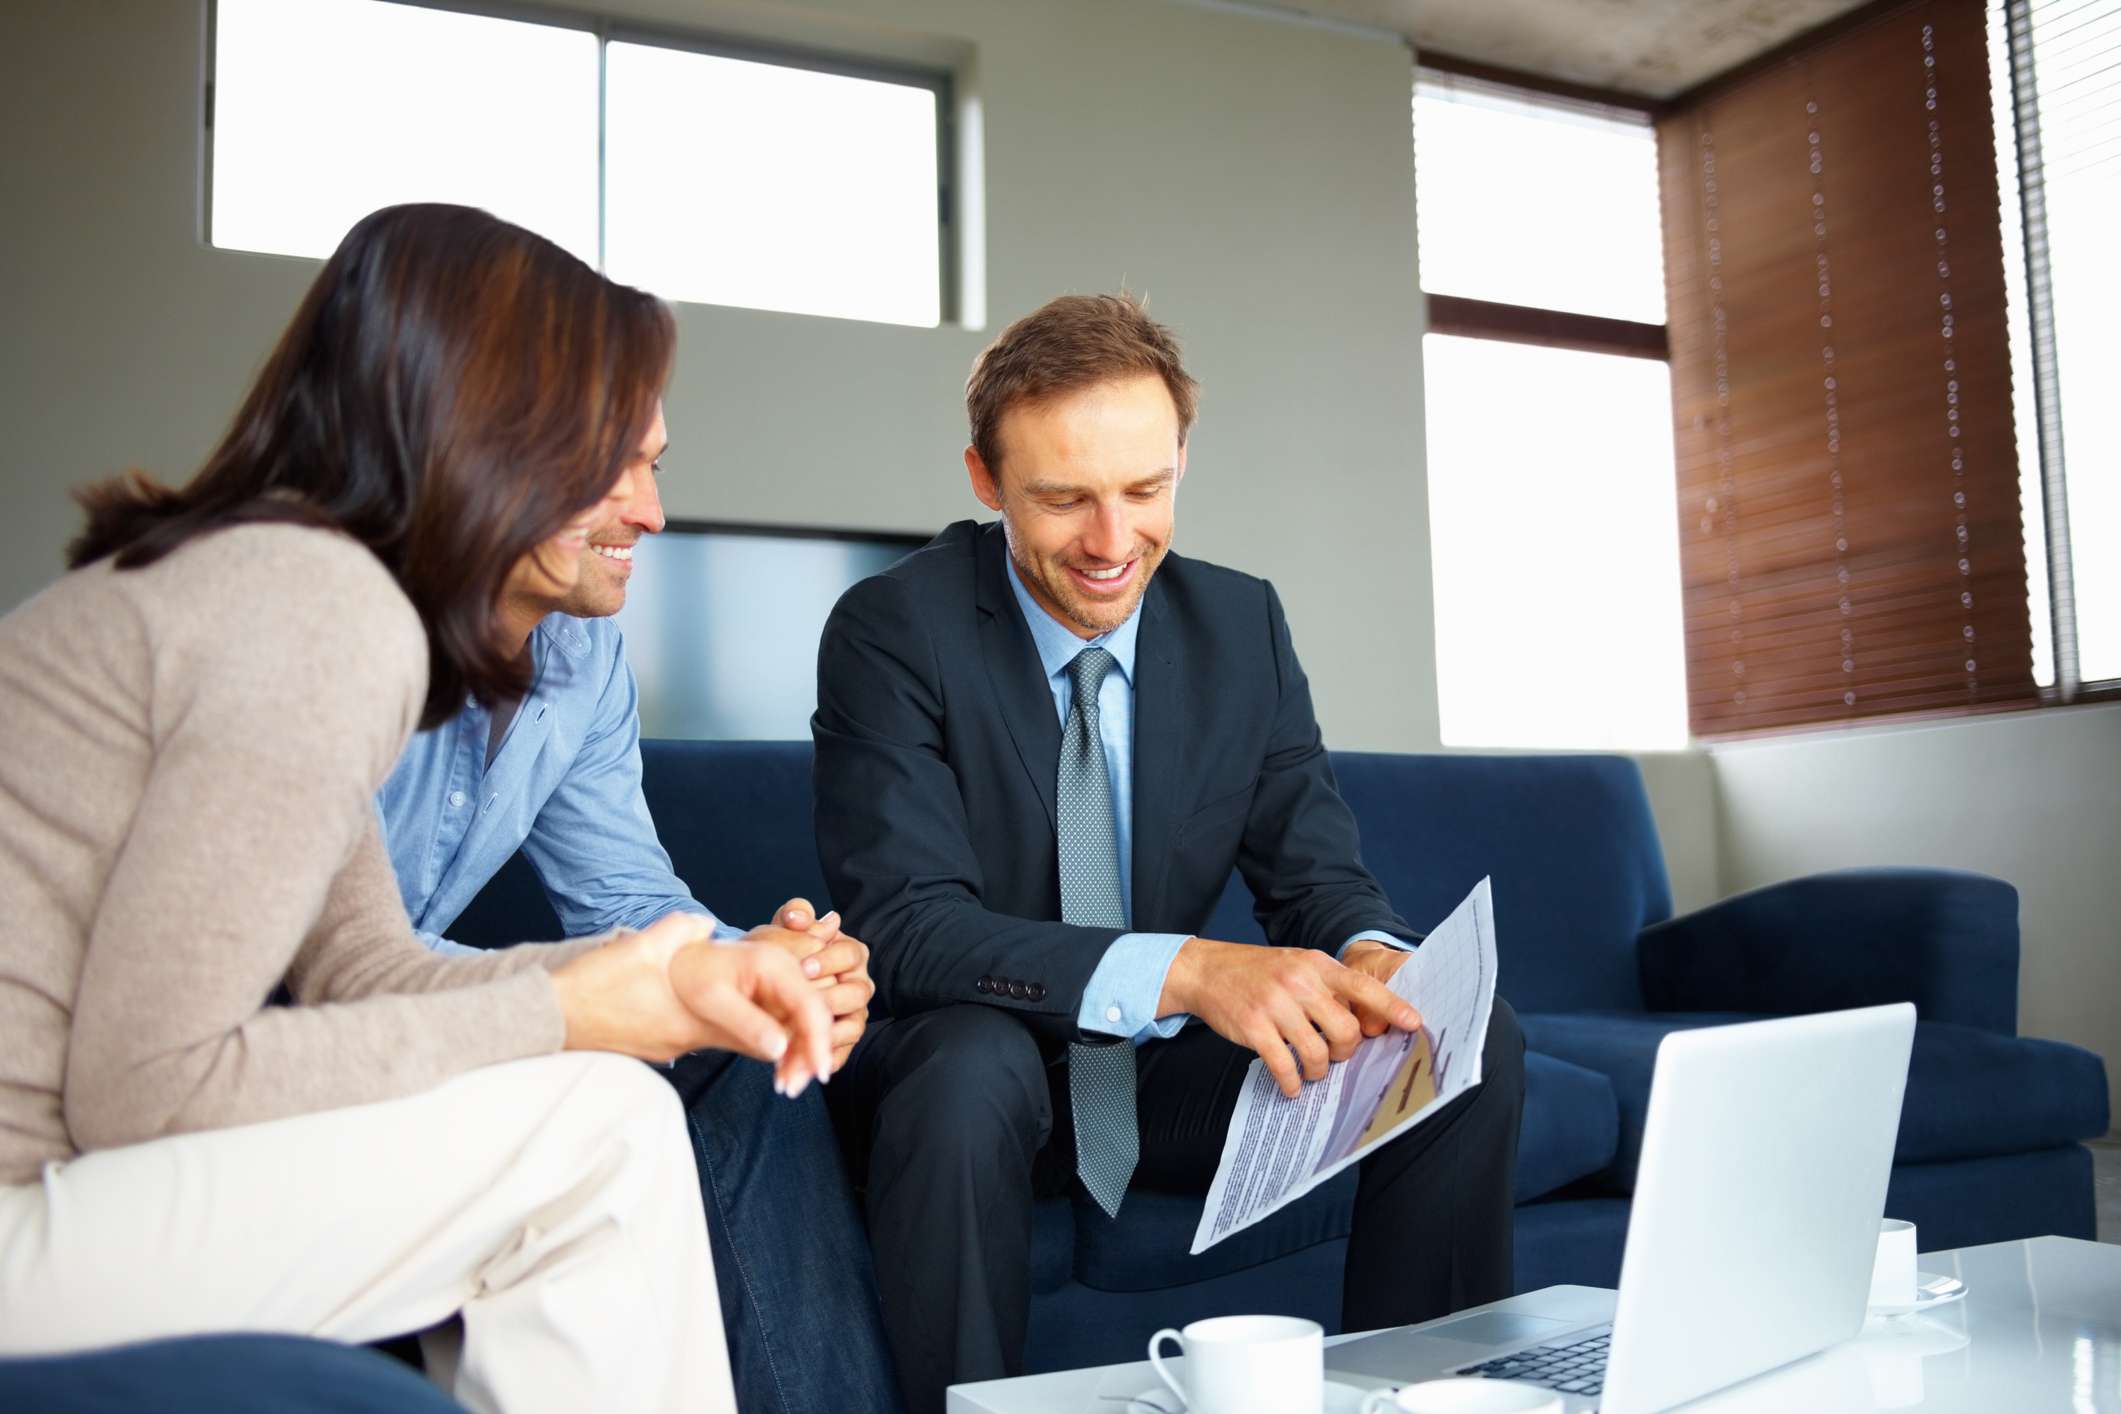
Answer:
[
  {"left": 1157, "top": 937, "right": 1423, "bottom": 1099},
  {"left": 551, "top": 897, "right": 875, "bottom": 1099}
]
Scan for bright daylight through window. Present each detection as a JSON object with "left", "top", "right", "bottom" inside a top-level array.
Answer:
[
  {"left": 211, "top": 0, "right": 946, "bottom": 329},
  {"left": 1415, "top": 76, "right": 1687, "bottom": 750},
  {"left": 1995, "top": 0, "right": 2121, "bottom": 693},
  {"left": 603, "top": 43, "right": 941, "bottom": 327},
  {"left": 210, "top": 0, "right": 600, "bottom": 265}
]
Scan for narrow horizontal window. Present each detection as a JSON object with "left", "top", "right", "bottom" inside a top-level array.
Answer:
[
  {"left": 601, "top": 41, "right": 944, "bottom": 328},
  {"left": 210, "top": 0, "right": 599, "bottom": 263},
  {"left": 208, "top": 1, "right": 952, "bottom": 330}
]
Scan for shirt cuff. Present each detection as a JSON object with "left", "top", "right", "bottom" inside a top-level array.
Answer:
[
  {"left": 1078, "top": 932, "right": 1194, "bottom": 1043},
  {"left": 1336, "top": 929, "right": 1410, "bottom": 961}
]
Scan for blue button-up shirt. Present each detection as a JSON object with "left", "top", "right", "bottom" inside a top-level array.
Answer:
[
  {"left": 377, "top": 613, "right": 743, "bottom": 953},
  {"left": 1003, "top": 560, "right": 1400, "bottom": 1043}
]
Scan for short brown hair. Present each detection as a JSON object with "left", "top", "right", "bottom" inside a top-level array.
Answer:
[
  {"left": 69, "top": 203, "right": 674, "bottom": 729},
  {"left": 965, "top": 293, "right": 1199, "bottom": 476}
]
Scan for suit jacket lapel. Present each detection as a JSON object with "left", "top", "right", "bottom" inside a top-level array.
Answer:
[
  {"left": 1130, "top": 576, "right": 1186, "bottom": 929},
  {"left": 974, "top": 526, "right": 1061, "bottom": 831}
]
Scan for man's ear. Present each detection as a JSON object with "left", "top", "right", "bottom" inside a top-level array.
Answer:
[
  {"left": 1175, "top": 440, "right": 1189, "bottom": 488},
  {"left": 966, "top": 445, "right": 1005, "bottom": 512}
]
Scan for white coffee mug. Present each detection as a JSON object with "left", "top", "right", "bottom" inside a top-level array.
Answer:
[
  {"left": 1146, "top": 1314, "right": 1323, "bottom": 1414},
  {"left": 1868, "top": 1217, "right": 1918, "bottom": 1310},
  {"left": 1360, "top": 1379, "right": 1564, "bottom": 1414}
]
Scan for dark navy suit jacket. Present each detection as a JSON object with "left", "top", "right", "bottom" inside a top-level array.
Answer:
[{"left": 811, "top": 519, "right": 1415, "bottom": 1045}]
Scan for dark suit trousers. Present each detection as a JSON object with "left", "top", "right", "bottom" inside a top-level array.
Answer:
[{"left": 828, "top": 997, "right": 1525, "bottom": 1414}]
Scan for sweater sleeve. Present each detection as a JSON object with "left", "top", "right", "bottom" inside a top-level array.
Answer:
[
  {"left": 288, "top": 819, "right": 609, "bottom": 1003},
  {"left": 61, "top": 527, "right": 589, "bottom": 1151}
]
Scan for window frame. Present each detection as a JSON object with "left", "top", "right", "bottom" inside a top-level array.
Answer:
[{"left": 202, "top": 0, "right": 959, "bottom": 326}]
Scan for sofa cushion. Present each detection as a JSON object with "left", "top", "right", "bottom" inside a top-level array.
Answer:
[
  {"left": 1030, "top": 1196, "right": 1078, "bottom": 1296},
  {"left": 0, "top": 1335, "right": 468, "bottom": 1413},
  {"left": 1516, "top": 1050, "right": 1620, "bottom": 1202},
  {"left": 1523, "top": 1011, "right": 2112, "bottom": 1193},
  {"left": 643, "top": 740, "right": 832, "bottom": 931},
  {"left": 1072, "top": 1169, "right": 1363, "bottom": 1292}
]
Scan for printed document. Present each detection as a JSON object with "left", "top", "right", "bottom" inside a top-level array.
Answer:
[{"left": 1190, "top": 877, "right": 1499, "bottom": 1254}]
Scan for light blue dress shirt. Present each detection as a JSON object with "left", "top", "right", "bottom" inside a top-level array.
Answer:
[
  {"left": 1003, "top": 560, "right": 1401, "bottom": 1044},
  {"left": 377, "top": 613, "right": 745, "bottom": 954}
]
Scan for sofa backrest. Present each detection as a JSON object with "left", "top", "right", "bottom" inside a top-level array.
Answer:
[
  {"left": 643, "top": 739, "right": 832, "bottom": 932},
  {"left": 1204, "top": 752, "right": 1673, "bottom": 1014},
  {"left": 452, "top": 739, "right": 827, "bottom": 945},
  {"left": 457, "top": 741, "right": 1672, "bottom": 1013}
]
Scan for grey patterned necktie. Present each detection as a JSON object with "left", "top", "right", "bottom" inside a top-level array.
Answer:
[{"left": 1058, "top": 646, "right": 1138, "bottom": 1219}]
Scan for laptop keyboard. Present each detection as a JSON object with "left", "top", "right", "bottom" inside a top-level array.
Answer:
[{"left": 1461, "top": 1325, "right": 1611, "bottom": 1397}]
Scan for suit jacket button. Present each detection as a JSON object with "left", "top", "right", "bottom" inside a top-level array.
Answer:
[
  {"left": 1027, "top": 983, "right": 1047, "bottom": 1002},
  {"left": 1008, "top": 981, "right": 1030, "bottom": 1001},
  {"left": 975, "top": 977, "right": 992, "bottom": 994}
]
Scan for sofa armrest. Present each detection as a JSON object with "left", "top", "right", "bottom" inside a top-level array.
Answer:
[{"left": 1637, "top": 868, "right": 2019, "bottom": 1033}]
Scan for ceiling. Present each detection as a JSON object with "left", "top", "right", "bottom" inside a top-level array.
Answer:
[{"left": 1261, "top": 0, "right": 1879, "bottom": 100}]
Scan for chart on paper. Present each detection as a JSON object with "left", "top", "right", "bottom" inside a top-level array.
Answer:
[{"left": 1190, "top": 877, "right": 1498, "bottom": 1254}]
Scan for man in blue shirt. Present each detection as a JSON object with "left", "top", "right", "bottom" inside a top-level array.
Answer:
[
  {"left": 813, "top": 296, "right": 1525, "bottom": 1411},
  {"left": 378, "top": 402, "right": 901, "bottom": 1414}
]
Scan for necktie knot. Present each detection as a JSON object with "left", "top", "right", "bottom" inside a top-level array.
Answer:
[{"left": 1068, "top": 646, "right": 1116, "bottom": 717}]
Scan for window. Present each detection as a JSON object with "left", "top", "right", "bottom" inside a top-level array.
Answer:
[
  {"left": 1997, "top": 0, "right": 2121, "bottom": 697},
  {"left": 603, "top": 42, "right": 941, "bottom": 327},
  {"left": 1414, "top": 71, "right": 1688, "bottom": 750},
  {"left": 210, "top": 0, "right": 599, "bottom": 265},
  {"left": 209, "top": 0, "right": 951, "bottom": 328}
]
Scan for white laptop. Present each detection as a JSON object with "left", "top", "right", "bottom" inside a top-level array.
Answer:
[{"left": 1324, "top": 1002, "right": 1916, "bottom": 1413}]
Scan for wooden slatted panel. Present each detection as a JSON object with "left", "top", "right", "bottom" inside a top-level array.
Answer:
[{"left": 1661, "top": 0, "right": 2036, "bottom": 735}]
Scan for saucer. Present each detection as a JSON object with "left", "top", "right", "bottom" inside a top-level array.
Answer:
[
  {"left": 1868, "top": 1271, "right": 1968, "bottom": 1319},
  {"left": 1121, "top": 1377, "right": 1372, "bottom": 1413}
]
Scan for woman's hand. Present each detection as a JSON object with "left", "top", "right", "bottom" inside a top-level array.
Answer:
[
  {"left": 551, "top": 913, "right": 836, "bottom": 1094},
  {"left": 670, "top": 934, "right": 836, "bottom": 1097}
]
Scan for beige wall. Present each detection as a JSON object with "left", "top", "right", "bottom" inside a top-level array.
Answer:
[
  {"left": 1712, "top": 702, "right": 2121, "bottom": 1068},
  {"left": 0, "top": 0, "right": 1440, "bottom": 749}
]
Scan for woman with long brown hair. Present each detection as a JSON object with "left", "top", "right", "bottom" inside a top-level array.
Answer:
[{"left": 0, "top": 204, "right": 832, "bottom": 1413}]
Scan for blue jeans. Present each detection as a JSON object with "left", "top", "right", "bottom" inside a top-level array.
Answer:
[{"left": 665, "top": 1050, "right": 905, "bottom": 1414}]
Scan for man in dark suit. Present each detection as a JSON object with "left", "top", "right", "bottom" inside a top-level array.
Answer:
[{"left": 813, "top": 293, "right": 1524, "bottom": 1412}]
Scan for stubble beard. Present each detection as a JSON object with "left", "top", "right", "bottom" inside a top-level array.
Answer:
[
  {"left": 1018, "top": 543, "right": 1159, "bottom": 637},
  {"left": 558, "top": 556, "right": 628, "bottom": 619}
]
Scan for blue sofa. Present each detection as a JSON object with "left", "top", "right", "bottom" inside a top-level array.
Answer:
[
  {"left": 453, "top": 740, "right": 2110, "bottom": 1376},
  {"left": 0, "top": 1335, "right": 467, "bottom": 1412}
]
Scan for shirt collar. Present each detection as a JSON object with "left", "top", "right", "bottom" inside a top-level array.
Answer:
[
  {"left": 1003, "top": 551, "right": 1141, "bottom": 687},
  {"left": 534, "top": 612, "right": 594, "bottom": 662}
]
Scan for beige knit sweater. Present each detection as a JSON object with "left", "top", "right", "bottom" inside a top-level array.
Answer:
[{"left": 0, "top": 523, "right": 600, "bottom": 1187}]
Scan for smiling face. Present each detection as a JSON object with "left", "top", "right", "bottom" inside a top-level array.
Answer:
[
  {"left": 496, "top": 401, "right": 667, "bottom": 648},
  {"left": 967, "top": 373, "right": 1185, "bottom": 639},
  {"left": 557, "top": 401, "right": 668, "bottom": 619}
]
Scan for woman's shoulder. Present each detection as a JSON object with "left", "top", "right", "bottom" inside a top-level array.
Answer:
[
  {"left": 165, "top": 519, "right": 395, "bottom": 588},
  {"left": 145, "top": 519, "right": 405, "bottom": 608},
  {"left": 129, "top": 522, "right": 428, "bottom": 708}
]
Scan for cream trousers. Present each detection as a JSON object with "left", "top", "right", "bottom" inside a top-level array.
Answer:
[{"left": 0, "top": 1052, "right": 734, "bottom": 1414}]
